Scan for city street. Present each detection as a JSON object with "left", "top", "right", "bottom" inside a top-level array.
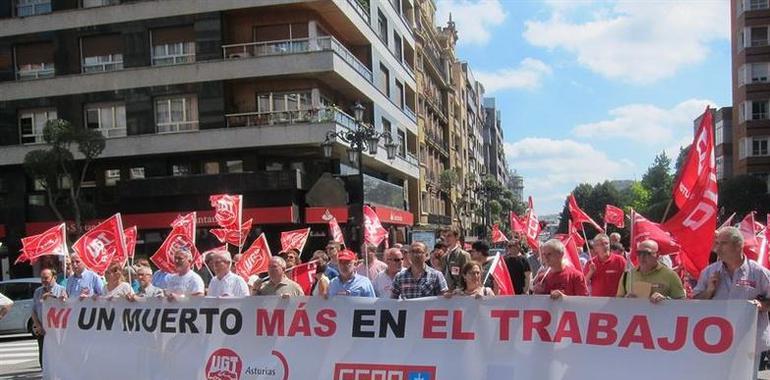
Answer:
[{"left": 0, "top": 334, "right": 40, "bottom": 380}]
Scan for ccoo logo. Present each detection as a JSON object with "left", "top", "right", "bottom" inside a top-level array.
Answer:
[{"left": 205, "top": 348, "right": 242, "bottom": 380}]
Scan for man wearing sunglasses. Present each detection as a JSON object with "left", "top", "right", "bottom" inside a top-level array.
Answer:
[
  {"left": 616, "top": 240, "right": 684, "bottom": 302},
  {"left": 373, "top": 248, "right": 404, "bottom": 298}
]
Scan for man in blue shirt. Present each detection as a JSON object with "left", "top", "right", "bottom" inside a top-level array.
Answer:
[
  {"left": 328, "top": 249, "right": 375, "bottom": 298},
  {"left": 31, "top": 268, "right": 66, "bottom": 367},
  {"left": 66, "top": 253, "right": 105, "bottom": 299}
]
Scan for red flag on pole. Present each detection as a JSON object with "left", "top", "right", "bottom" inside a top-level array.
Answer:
[
  {"left": 124, "top": 226, "right": 137, "bottom": 260},
  {"left": 363, "top": 205, "right": 388, "bottom": 246},
  {"left": 288, "top": 260, "right": 317, "bottom": 295},
  {"left": 758, "top": 225, "right": 770, "bottom": 269},
  {"left": 631, "top": 211, "right": 680, "bottom": 265},
  {"left": 553, "top": 233, "right": 583, "bottom": 269},
  {"left": 662, "top": 107, "right": 717, "bottom": 279},
  {"left": 15, "top": 223, "right": 68, "bottom": 264},
  {"left": 209, "top": 194, "right": 242, "bottom": 229},
  {"left": 281, "top": 228, "right": 311, "bottom": 253},
  {"left": 151, "top": 213, "right": 201, "bottom": 273},
  {"left": 322, "top": 209, "right": 346, "bottom": 246},
  {"left": 510, "top": 212, "right": 525, "bottom": 234},
  {"left": 739, "top": 212, "right": 763, "bottom": 261},
  {"left": 210, "top": 219, "right": 252, "bottom": 247},
  {"left": 604, "top": 205, "right": 625, "bottom": 228},
  {"left": 486, "top": 253, "right": 515, "bottom": 295},
  {"left": 524, "top": 196, "right": 541, "bottom": 251},
  {"left": 568, "top": 220, "right": 585, "bottom": 248},
  {"left": 491, "top": 224, "right": 509, "bottom": 243},
  {"left": 568, "top": 194, "right": 604, "bottom": 232},
  {"left": 234, "top": 233, "right": 272, "bottom": 280},
  {"left": 719, "top": 212, "right": 737, "bottom": 229},
  {"left": 71, "top": 214, "right": 127, "bottom": 275}
]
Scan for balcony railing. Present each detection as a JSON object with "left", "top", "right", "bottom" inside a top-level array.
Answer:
[
  {"left": 156, "top": 121, "right": 199, "bottom": 134},
  {"left": 17, "top": 63, "right": 55, "bottom": 80},
  {"left": 347, "top": 0, "right": 371, "bottom": 23},
  {"left": 222, "top": 36, "right": 373, "bottom": 83},
  {"left": 95, "top": 127, "right": 127, "bottom": 138}
]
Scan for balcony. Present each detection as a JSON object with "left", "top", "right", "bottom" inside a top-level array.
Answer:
[
  {"left": 404, "top": 106, "right": 417, "bottom": 122},
  {"left": 425, "top": 130, "right": 449, "bottom": 156},
  {"left": 16, "top": 63, "right": 54, "bottom": 80},
  {"left": 118, "top": 170, "right": 305, "bottom": 198},
  {"left": 347, "top": 0, "right": 370, "bottom": 23},
  {"left": 157, "top": 121, "right": 199, "bottom": 134},
  {"left": 222, "top": 36, "right": 372, "bottom": 83},
  {"left": 225, "top": 107, "right": 355, "bottom": 129},
  {"left": 427, "top": 214, "right": 451, "bottom": 226}
]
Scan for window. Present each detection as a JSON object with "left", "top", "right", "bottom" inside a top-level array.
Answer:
[
  {"left": 754, "top": 101, "right": 769, "bottom": 120},
  {"left": 81, "top": 35, "right": 123, "bottom": 73},
  {"left": 751, "top": 0, "right": 770, "bottom": 10},
  {"left": 256, "top": 91, "right": 312, "bottom": 113},
  {"left": 381, "top": 117, "right": 392, "bottom": 135},
  {"left": 753, "top": 137, "right": 769, "bottom": 156},
  {"left": 378, "top": 10, "right": 388, "bottom": 43},
  {"left": 397, "top": 129, "right": 406, "bottom": 158},
  {"left": 378, "top": 64, "right": 390, "bottom": 96},
  {"left": 85, "top": 103, "right": 126, "bottom": 137},
  {"left": 752, "top": 27, "right": 769, "bottom": 47},
  {"left": 82, "top": 0, "right": 120, "bottom": 8},
  {"left": 172, "top": 164, "right": 191, "bottom": 177},
  {"left": 752, "top": 63, "right": 769, "bottom": 83},
  {"left": 716, "top": 156, "right": 724, "bottom": 180},
  {"left": 151, "top": 26, "right": 195, "bottom": 66},
  {"left": 19, "top": 108, "right": 57, "bottom": 144},
  {"left": 15, "top": 42, "right": 55, "bottom": 80},
  {"left": 16, "top": 0, "right": 51, "bottom": 16},
  {"left": 104, "top": 169, "right": 121, "bottom": 186},
  {"left": 28, "top": 194, "right": 46, "bottom": 206},
  {"left": 226, "top": 160, "right": 243, "bottom": 173},
  {"left": 203, "top": 162, "right": 220, "bottom": 174},
  {"left": 395, "top": 80, "right": 404, "bottom": 108},
  {"left": 129, "top": 167, "right": 145, "bottom": 179},
  {"left": 155, "top": 95, "right": 198, "bottom": 133},
  {"left": 393, "top": 32, "right": 402, "bottom": 62},
  {"left": 715, "top": 121, "right": 723, "bottom": 146}
]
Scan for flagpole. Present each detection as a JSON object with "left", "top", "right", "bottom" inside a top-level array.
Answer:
[
  {"left": 483, "top": 252, "right": 499, "bottom": 286},
  {"left": 237, "top": 195, "right": 243, "bottom": 257},
  {"left": 628, "top": 209, "right": 636, "bottom": 293}
]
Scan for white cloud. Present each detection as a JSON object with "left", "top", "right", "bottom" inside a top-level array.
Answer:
[
  {"left": 523, "top": 0, "right": 729, "bottom": 84},
  {"left": 435, "top": 0, "right": 506, "bottom": 46},
  {"left": 505, "top": 138, "right": 634, "bottom": 212},
  {"left": 572, "top": 98, "right": 717, "bottom": 143},
  {"left": 475, "top": 58, "right": 552, "bottom": 93}
]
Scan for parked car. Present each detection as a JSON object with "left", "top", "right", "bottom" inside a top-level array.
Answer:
[{"left": 0, "top": 278, "right": 40, "bottom": 335}]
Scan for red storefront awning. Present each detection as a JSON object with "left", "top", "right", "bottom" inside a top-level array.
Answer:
[
  {"left": 25, "top": 206, "right": 297, "bottom": 235},
  {"left": 373, "top": 206, "right": 414, "bottom": 226},
  {"left": 305, "top": 207, "right": 349, "bottom": 224}
]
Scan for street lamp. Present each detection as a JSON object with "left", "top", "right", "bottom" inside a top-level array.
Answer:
[{"left": 321, "top": 100, "right": 399, "bottom": 263}]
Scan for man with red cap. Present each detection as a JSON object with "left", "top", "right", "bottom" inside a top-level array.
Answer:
[{"left": 328, "top": 249, "right": 376, "bottom": 298}]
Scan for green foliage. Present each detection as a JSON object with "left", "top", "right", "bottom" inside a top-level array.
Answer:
[
  {"left": 641, "top": 152, "right": 673, "bottom": 221},
  {"left": 620, "top": 181, "right": 650, "bottom": 213},
  {"left": 557, "top": 181, "right": 620, "bottom": 235}
]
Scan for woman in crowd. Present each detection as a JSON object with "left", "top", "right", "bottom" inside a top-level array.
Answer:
[
  {"left": 104, "top": 262, "right": 134, "bottom": 299},
  {"left": 446, "top": 262, "right": 494, "bottom": 299},
  {"left": 312, "top": 259, "right": 330, "bottom": 299}
]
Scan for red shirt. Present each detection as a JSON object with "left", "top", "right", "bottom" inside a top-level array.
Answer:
[
  {"left": 533, "top": 266, "right": 588, "bottom": 296},
  {"left": 584, "top": 253, "right": 626, "bottom": 297}
]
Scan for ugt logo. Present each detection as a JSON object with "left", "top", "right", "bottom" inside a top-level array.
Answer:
[{"left": 205, "top": 348, "right": 242, "bottom": 380}]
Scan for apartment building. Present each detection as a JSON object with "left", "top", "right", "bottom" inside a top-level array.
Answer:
[{"left": 0, "top": 0, "right": 421, "bottom": 275}]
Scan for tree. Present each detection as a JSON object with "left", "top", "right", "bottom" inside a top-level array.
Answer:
[
  {"left": 620, "top": 181, "right": 650, "bottom": 213},
  {"left": 674, "top": 144, "right": 691, "bottom": 177},
  {"left": 23, "top": 119, "right": 106, "bottom": 234},
  {"left": 641, "top": 152, "right": 673, "bottom": 221},
  {"left": 718, "top": 175, "right": 770, "bottom": 218}
]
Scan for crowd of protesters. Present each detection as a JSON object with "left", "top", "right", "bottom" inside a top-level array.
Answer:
[{"left": 21, "top": 225, "right": 770, "bottom": 374}]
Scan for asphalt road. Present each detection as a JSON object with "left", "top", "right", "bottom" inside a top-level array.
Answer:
[{"left": 0, "top": 334, "right": 41, "bottom": 380}]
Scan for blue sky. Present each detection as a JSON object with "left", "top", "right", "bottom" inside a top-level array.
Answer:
[{"left": 434, "top": 0, "right": 731, "bottom": 214}]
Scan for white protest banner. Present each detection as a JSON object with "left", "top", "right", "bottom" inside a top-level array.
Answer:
[{"left": 43, "top": 296, "right": 757, "bottom": 380}]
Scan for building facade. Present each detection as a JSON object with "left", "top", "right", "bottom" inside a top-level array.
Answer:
[
  {"left": 483, "top": 97, "right": 509, "bottom": 185},
  {"left": 731, "top": 0, "right": 770, "bottom": 189},
  {"left": 0, "top": 0, "right": 421, "bottom": 276}
]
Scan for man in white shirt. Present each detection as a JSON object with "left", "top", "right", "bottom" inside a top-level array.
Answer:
[
  {"left": 207, "top": 249, "right": 249, "bottom": 297},
  {"left": 356, "top": 244, "right": 388, "bottom": 280},
  {"left": 165, "top": 247, "right": 205, "bottom": 299},
  {"left": 373, "top": 248, "right": 403, "bottom": 298}
]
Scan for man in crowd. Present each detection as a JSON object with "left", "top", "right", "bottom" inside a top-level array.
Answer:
[
  {"left": 280, "top": 248, "right": 300, "bottom": 270},
  {"left": 356, "top": 244, "right": 388, "bottom": 280},
  {"left": 373, "top": 248, "right": 404, "bottom": 298},
  {"left": 532, "top": 239, "right": 589, "bottom": 299},
  {"left": 66, "top": 253, "right": 104, "bottom": 299},
  {"left": 616, "top": 240, "right": 685, "bottom": 302},
  {"left": 328, "top": 249, "right": 376, "bottom": 297},
  {"left": 255, "top": 256, "right": 304, "bottom": 297},
  {"left": 505, "top": 240, "right": 531, "bottom": 295},
  {"left": 430, "top": 242, "right": 446, "bottom": 272},
  {"left": 391, "top": 242, "right": 448, "bottom": 299},
  {"left": 31, "top": 268, "right": 66, "bottom": 367},
  {"left": 325, "top": 241, "right": 341, "bottom": 280},
  {"left": 584, "top": 233, "right": 626, "bottom": 297},
  {"left": 442, "top": 227, "right": 471, "bottom": 291},
  {"left": 207, "top": 249, "right": 250, "bottom": 297},
  {"left": 128, "top": 266, "right": 163, "bottom": 299},
  {"left": 694, "top": 226, "right": 770, "bottom": 373},
  {"left": 165, "top": 247, "right": 205, "bottom": 299},
  {"left": 609, "top": 232, "right": 622, "bottom": 247}
]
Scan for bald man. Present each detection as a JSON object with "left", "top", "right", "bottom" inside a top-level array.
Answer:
[{"left": 617, "top": 240, "right": 684, "bottom": 302}]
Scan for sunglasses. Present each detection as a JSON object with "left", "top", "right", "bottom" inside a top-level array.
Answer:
[
  {"left": 389, "top": 258, "right": 404, "bottom": 262},
  {"left": 637, "top": 250, "right": 654, "bottom": 256}
]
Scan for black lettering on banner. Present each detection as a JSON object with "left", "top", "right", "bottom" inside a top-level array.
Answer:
[
  {"left": 123, "top": 309, "right": 142, "bottom": 332},
  {"left": 96, "top": 308, "right": 115, "bottom": 331},
  {"left": 161, "top": 309, "right": 178, "bottom": 333},
  {"left": 221, "top": 308, "right": 242, "bottom": 335},
  {"left": 380, "top": 310, "right": 406, "bottom": 338},
  {"left": 78, "top": 308, "right": 96, "bottom": 330},
  {"left": 352, "top": 309, "right": 377, "bottom": 338},
  {"left": 199, "top": 308, "right": 219, "bottom": 334},
  {"left": 179, "top": 308, "right": 199, "bottom": 334},
  {"left": 142, "top": 308, "right": 160, "bottom": 331}
]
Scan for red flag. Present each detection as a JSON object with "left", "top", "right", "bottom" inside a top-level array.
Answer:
[
  {"left": 491, "top": 224, "right": 509, "bottom": 243},
  {"left": 719, "top": 212, "right": 736, "bottom": 229},
  {"left": 210, "top": 219, "right": 252, "bottom": 247},
  {"left": 553, "top": 233, "right": 583, "bottom": 269},
  {"left": 662, "top": 107, "right": 717, "bottom": 279},
  {"left": 487, "top": 253, "right": 515, "bottom": 295},
  {"left": 124, "top": 226, "right": 137, "bottom": 260},
  {"left": 631, "top": 211, "right": 680, "bottom": 265},
  {"left": 758, "top": 225, "right": 770, "bottom": 269},
  {"left": 604, "top": 205, "right": 625, "bottom": 228},
  {"left": 363, "top": 205, "right": 388, "bottom": 246},
  {"left": 209, "top": 194, "right": 242, "bottom": 229},
  {"left": 673, "top": 109, "right": 713, "bottom": 208},
  {"left": 739, "top": 212, "right": 762, "bottom": 261},
  {"left": 322, "top": 209, "right": 346, "bottom": 246},
  {"left": 509, "top": 212, "right": 525, "bottom": 234},
  {"left": 568, "top": 220, "right": 585, "bottom": 248},
  {"left": 171, "top": 212, "right": 196, "bottom": 237},
  {"left": 288, "top": 260, "right": 316, "bottom": 295},
  {"left": 71, "top": 214, "right": 127, "bottom": 275},
  {"left": 151, "top": 214, "right": 201, "bottom": 273},
  {"left": 568, "top": 194, "right": 604, "bottom": 232},
  {"left": 15, "top": 223, "right": 68, "bottom": 264},
  {"left": 524, "top": 196, "right": 541, "bottom": 251},
  {"left": 281, "top": 228, "right": 311, "bottom": 253},
  {"left": 234, "top": 233, "right": 271, "bottom": 280}
]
